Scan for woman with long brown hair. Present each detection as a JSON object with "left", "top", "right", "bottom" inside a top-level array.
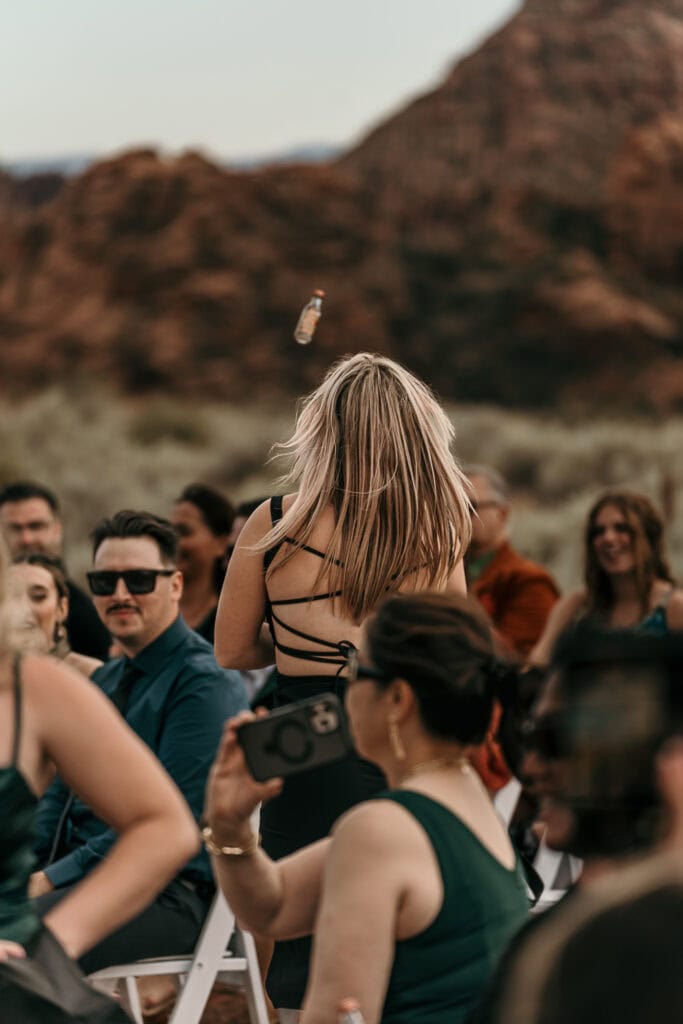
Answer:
[
  {"left": 530, "top": 490, "right": 683, "bottom": 666},
  {"left": 215, "top": 352, "right": 471, "bottom": 1019}
]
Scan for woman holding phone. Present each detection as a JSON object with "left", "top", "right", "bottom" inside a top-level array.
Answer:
[
  {"left": 206, "top": 593, "right": 529, "bottom": 1024},
  {"left": 215, "top": 353, "right": 472, "bottom": 1017}
]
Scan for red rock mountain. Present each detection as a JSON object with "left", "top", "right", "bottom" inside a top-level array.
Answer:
[{"left": 3, "top": 0, "right": 683, "bottom": 408}]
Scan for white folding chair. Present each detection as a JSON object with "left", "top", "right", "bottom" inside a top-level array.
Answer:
[{"left": 89, "top": 890, "right": 270, "bottom": 1024}]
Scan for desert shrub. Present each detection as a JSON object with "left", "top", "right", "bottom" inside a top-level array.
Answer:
[
  {"left": 2, "top": 385, "right": 683, "bottom": 592},
  {"left": 128, "top": 399, "right": 210, "bottom": 446}
]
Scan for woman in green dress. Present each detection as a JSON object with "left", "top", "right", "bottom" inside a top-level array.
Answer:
[{"left": 206, "top": 592, "right": 529, "bottom": 1024}]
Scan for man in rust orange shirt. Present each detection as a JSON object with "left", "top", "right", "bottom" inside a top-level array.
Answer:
[
  {"left": 465, "top": 465, "right": 559, "bottom": 791},
  {"left": 465, "top": 465, "right": 559, "bottom": 657}
]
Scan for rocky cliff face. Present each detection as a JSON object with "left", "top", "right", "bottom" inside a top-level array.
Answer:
[{"left": 3, "top": 0, "right": 683, "bottom": 408}]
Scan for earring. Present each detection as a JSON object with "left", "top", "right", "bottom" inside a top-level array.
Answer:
[
  {"left": 388, "top": 719, "right": 406, "bottom": 762},
  {"left": 54, "top": 623, "right": 67, "bottom": 643}
]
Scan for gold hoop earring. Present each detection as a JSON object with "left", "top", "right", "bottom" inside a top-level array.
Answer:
[{"left": 388, "top": 719, "right": 406, "bottom": 762}]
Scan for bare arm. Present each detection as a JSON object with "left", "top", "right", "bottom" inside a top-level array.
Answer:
[
  {"left": 26, "top": 656, "right": 199, "bottom": 959},
  {"left": 215, "top": 501, "right": 274, "bottom": 669},
  {"left": 301, "top": 804, "right": 406, "bottom": 1024},
  {"left": 205, "top": 713, "right": 328, "bottom": 938},
  {"left": 527, "top": 589, "right": 587, "bottom": 667}
]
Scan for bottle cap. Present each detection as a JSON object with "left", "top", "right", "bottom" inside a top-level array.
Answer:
[{"left": 313, "top": 289, "right": 325, "bottom": 298}]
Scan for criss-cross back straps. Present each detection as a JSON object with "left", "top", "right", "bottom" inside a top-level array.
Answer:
[{"left": 264, "top": 496, "right": 350, "bottom": 670}]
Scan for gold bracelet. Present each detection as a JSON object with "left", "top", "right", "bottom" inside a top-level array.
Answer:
[{"left": 201, "top": 824, "right": 260, "bottom": 857}]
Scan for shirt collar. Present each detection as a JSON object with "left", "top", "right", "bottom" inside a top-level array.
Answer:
[
  {"left": 128, "top": 615, "right": 192, "bottom": 676},
  {"left": 465, "top": 547, "right": 499, "bottom": 583}
]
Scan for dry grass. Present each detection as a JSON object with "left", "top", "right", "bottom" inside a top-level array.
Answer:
[{"left": 2, "top": 385, "right": 682, "bottom": 592}]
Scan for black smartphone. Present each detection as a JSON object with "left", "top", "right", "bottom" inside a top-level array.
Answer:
[{"left": 237, "top": 693, "right": 353, "bottom": 782}]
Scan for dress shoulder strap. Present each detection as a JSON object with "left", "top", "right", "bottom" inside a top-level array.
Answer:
[{"left": 11, "top": 652, "right": 23, "bottom": 766}]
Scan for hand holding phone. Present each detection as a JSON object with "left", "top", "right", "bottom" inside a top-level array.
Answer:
[
  {"left": 205, "top": 709, "right": 284, "bottom": 844},
  {"left": 237, "top": 693, "right": 354, "bottom": 782}
]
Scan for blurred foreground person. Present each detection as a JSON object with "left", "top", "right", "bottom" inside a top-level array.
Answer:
[
  {"left": 0, "top": 481, "right": 111, "bottom": 660},
  {"left": 530, "top": 490, "right": 683, "bottom": 666},
  {"left": 172, "top": 483, "right": 234, "bottom": 642},
  {"left": 0, "top": 532, "right": 198, "bottom": 1022},
  {"left": 215, "top": 353, "right": 473, "bottom": 1015},
  {"left": 206, "top": 593, "right": 529, "bottom": 1024},
  {"left": 32, "top": 511, "right": 248, "bottom": 984},
  {"left": 477, "top": 629, "right": 683, "bottom": 1024},
  {"left": 9, "top": 553, "right": 102, "bottom": 677}
]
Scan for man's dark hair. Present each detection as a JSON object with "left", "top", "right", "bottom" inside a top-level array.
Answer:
[
  {"left": 176, "top": 483, "right": 235, "bottom": 536},
  {"left": 0, "top": 481, "right": 60, "bottom": 514},
  {"left": 91, "top": 510, "right": 179, "bottom": 564}
]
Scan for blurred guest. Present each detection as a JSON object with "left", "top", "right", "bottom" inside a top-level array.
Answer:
[
  {"left": 0, "top": 531, "right": 198, "bottom": 1022},
  {"left": 497, "top": 629, "right": 683, "bottom": 1024},
  {"left": 10, "top": 553, "right": 102, "bottom": 677},
  {"left": 171, "top": 483, "right": 234, "bottom": 642},
  {"left": 32, "top": 510, "right": 248, "bottom": 984},
  {"left": 207, "top": 593, "right": 529, "bottom": 1024},
  {"left": 0, "top": 481, "right": 110, "bottom": 660},
  {"left": 465, "top": 466, "right": 558, "bottom": 793},
  {"left": 530, "top": 490, "right": 683, "bottom": 667},
  {"left": 465, "top": 466, "right": 559, "bottom": 657}
]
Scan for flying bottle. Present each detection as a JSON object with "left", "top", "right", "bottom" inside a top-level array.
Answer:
[{"left": 294, "top": 289, "right": 325, "bottom": 345}]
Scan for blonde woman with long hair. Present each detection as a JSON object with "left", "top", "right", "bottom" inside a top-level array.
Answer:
[{"left": 215, "top": 352, "right": 471, "bottom": 1019}]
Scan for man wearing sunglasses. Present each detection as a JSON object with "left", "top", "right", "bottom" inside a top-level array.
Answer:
[{"left": 31, "top": 509, "right": 248, "bottom": 977}]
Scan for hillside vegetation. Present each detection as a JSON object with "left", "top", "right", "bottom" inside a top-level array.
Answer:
[{"left": 2, "top": 386, "right": 681, "bottom": 592}]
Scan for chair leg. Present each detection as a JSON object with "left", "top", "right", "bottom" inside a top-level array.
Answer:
[
  {"left": 122, "top": 977, "right": 144, "bottom": 1024},
  {"left": 236, "top": 928, "right": 271, "bottom": 1024}
]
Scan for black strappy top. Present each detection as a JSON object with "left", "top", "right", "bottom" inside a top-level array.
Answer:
[
  {"left": 264, "top": 496, "right": 354, "bottom": 673},
  {"left": 0, "top": 654, "right": 41, "bottom": 944}
]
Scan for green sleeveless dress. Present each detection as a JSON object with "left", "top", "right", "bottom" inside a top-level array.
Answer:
[
  {"left": 375, "top": 789, "right": 529, "bottom": 1024},
  {"left": 0, "top": 657, "right": 41, "bottom": 946}
]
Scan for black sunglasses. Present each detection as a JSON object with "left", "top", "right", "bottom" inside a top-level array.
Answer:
[
  {"left": 344, "top": 646, "right": 390, "bottom": 684},
  {"left": 87, "top": 568, "right": 176, "bottom": 596}
]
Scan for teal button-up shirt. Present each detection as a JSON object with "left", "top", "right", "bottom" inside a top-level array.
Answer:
[{"left": 36, "top": 616, "right": 248, "bottom": 888}]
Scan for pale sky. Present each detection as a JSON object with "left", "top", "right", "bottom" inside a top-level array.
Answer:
[{"left": 3, "top": 0, "right": 520, "bottom": 162}]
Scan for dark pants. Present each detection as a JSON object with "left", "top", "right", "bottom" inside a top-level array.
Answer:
[{"left": 35, "top": 878, "right": 212, "bottom": 974}]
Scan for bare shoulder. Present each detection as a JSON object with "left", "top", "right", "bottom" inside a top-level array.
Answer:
[
  {"left": 665, "top": 587, "right": 683, "bottom": 629},
  {"left": 22, "top": 653, "right": 95, "bottom": 705},
  {"left": 332, "top": 796, "right": 425, "bottom": 853},
  {"left": 65, "top": 651, "right": 103, "bottom": 678}
]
